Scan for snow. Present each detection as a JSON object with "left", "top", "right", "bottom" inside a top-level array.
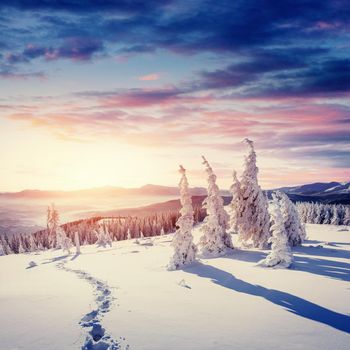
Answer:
[{"left": 1, "top": 224, "right": 349, "bottom": 350}]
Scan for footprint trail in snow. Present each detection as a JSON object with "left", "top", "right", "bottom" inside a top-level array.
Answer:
[{"left": 57, "top": 260, "right": 129, "bottom": 350}]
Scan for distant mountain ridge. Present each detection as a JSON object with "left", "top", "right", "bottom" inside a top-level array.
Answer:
[
  {"left": 275, "top": 181, "right": 350, "bottom": 196},
  {"left": 0, "top": 184, "right": 218, "bottom": 199},
  {"left": 270, "top": 181, "right": 350, "bottom": 204},
  {"left": 1, "top": 181, "right": 348, "bottom": 203},
  {"left": 1, "top": 181, "right": 349, "bottom": 236}
]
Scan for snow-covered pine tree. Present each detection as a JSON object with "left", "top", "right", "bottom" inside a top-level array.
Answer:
[
  {"left": 168, "top": 165, "right": 197, "bottom": 270},
  {"left": 95, "top": 224, "right": 112, "bottom": 248},
  {"left": 29, "top": 234, "right": 38, "bottom": 252},
  {"left": 126, "top": 228, "right": 132, "bottom": 240},
  {"left": 314, "top": 203, "right": 323, "bottom": 224},
  {"left": 47, "top": 203, "right": 60, "bottom": 248},
  {"left": 74, "top": 231, "right": 81, "bottom": 254},
  {"left": 160, "top": 227, "right": 165, "bottom": 236},
  {"left": 237, "top": 139, "right": 270, "bottom": 248},
  {"left": 0, "top": 242, "right": 4, "bottom": 256},
  {"left": 344, "top": 206, "right": 350, "bottom": 226},
  {"left": 228, "top": 170, "right": 241, "bottom": 233},
  {"left": 323, "top": 205, "right": 331, "bottom": 224},
  {"left": 276, "top": 191, "right": 306, "bottom": 246},
  {"left": 57, "top": 227, "right": 72, "bottom": 254},
  {"left": 18, "top": 240, "right": 26, "bottom": 254},
  {"left": 259, "top": 194, "right": 293, "bottom": 268},
  {"left": 331, "top": 206, "right": 340, "bottom": 225},
  {"left": 306, "top": 203, "right": 316, "bottom": 223},
  {"left": 199, "top": 156, "right": 233, "bottom": 257},
  {"left": 2, "top": 239, "right": 12, "bottom": 255}
]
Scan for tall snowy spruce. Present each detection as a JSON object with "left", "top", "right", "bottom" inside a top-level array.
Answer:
[
  {"left": 276, "top": 191, "right": 306, "bottom": 246},
  {"left": 168, "top": 165, "right": 197, "bottom": 270},
  {"left": 199, "top": 156, "right": 233, "bottom": 257},
  {"left": 237, "top": 139, "right": 270, "bottom": 248},
  {"left": 259, "top": 194, "right": 293, "bottom": 268},
  {"left": 228, "top": 170, "right": 241, "bottom": 233}
]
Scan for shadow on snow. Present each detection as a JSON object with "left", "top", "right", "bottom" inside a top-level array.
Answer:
[
  {"left": 184, "top": 262, "right": 350, "bottom": 334},
  {"left": 225, "top": 246, "right": 350, "bottom": 283}
]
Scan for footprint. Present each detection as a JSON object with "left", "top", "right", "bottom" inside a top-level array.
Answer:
[{"left": 57, "top": 262, "right": 127, "bottom": 349}]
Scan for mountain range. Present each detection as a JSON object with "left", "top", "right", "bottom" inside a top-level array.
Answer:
[
  {"left": 1, "top": 181, "right": 349, "bottom": 203},
  {"left": 0, "top": 181, "right": 349, "bottom": 236}
]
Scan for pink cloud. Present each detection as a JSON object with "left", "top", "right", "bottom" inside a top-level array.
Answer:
[{"left": 138, "top": 73, "right": 160, "bottom": 81}]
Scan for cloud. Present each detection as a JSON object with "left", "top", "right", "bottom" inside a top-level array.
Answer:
[
  {"left": 0, "top": 1, "right": 172, "bottom": 14},
  {"left": 138, "top": 73, "right": 160, "bottom": 81},
  {"left": 3, "top": 37, "right": 104, "bottom": 64},
  {"left": 0, "top": 64, "right": 46, "bottom": 80}
]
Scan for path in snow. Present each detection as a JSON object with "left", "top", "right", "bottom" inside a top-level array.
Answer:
[{"left": 56, "top": 257, "right": 129, "bottom": 350}]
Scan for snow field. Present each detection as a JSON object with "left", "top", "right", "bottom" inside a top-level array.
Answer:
[{"left": 0, "top": 224, "right": 349, "bottom": 350}]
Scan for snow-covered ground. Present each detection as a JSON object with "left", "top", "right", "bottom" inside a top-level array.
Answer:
[{"left": 1, "top": 224, "right": 349, "bottom": 350}]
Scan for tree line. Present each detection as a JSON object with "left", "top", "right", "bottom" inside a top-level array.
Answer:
[
  {"left": 0, "top": 206, "right": 206, "bottom": 255},
  {"left": 296, "top": 202, "right": 350, "bottom": 225}
]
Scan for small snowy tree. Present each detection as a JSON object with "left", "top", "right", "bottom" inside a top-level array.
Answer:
[
  {"left": 344, "top": 206, "right": 350, "bottom": 226},
  {"left": 276, "top": 191, "right": 306, "bottom": 246},
  {"left": 237, "top": 139, "right": 270, "bottom": 248},
  {"left": 74, "top": 231, "right": 81, "bottom": 254},
  {"left": 0, "top": 242, "right": 4, "bottom": 256},
  {"left": 323, "top": 205, "right": 331, "bottom": 224},
  {"left": 199, "top": 156, "right": 233, "bottom": 257},
  {"left": 47, "top": 203, "right": 60, "bottom": 248},
  {"left": 331, "top": 206, "right": 340, "bottom": 225},
  {"left": 57, "top": 227, "right": 72, "bottom": 254},
  {"left": 18, "top": 240, "right": 26, "bottom": 254},
  {"left": 95, "top": 224, "right": 112, "bottom": 248},
  {"left": 160, "top": 227, "right": 165, "bottom": 236},
  {"left": 2, "top": 240, "right": 12, "bottom": 255},
  {"left": 259, "top": 194, "right": 293, "bottom": 268},
  {"left": 126, "top": 228, "right": 132, "bottom": 240},
  {"left": 168, "top": 165, "right": 197, "bottom": 270},
  {"left": 29, "top": 234, "right": 38, "bottom": 252},
  {"left": 228, "top": 170, "right": 241, "bottom": 233}
]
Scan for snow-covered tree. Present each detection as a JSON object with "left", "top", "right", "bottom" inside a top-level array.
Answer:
[
  {"left": 344, "top": 206, "right": 350, "bottom": 226},
  {"left": 259, "top": 194, "right": 293, "bottom": 268},
  {"left": 0, "top": 242, "right": 4, "bottom": 256},
  {"left": 228, "top": 170, "right": 241, "bottom": 233},
  {"left": 237, "top": 139, "right": 270, "bottom": 248},
  {"left": 47, "top": 203, "right": 60, "bottom": 248},
  {"left": 57, "top": 227, "right": 72, "bottom": 254},
  {"left": 168, "top": 165, "right": 197, "bottom": 270},
  {"left": 331, "top": 206, "right": 340, "bottom": 225},
  {"left": 296, "top": 202, "right": 349, "bottom": 226},
  {"left": 160, "top": 227, "right": 165, "bottom": 236},
  {"left": 18, "top": 240, "right": 26, "bottom": 254},
  {"left": 74, "top": 231, "right": 81, "bottom": 254},
  {"left": 29, "top": 234, "right": 38, "bottom": 252},
  {"left": 2, "top": 240, "right": 12, "bottom": 255},
  {"left": 95, "top": 224, "right": 112, "bottom": 248},
  {"left": 126, "top": 228, "right": 132, "bottom": 240},
  {"left": 276, "top": 191, "right": 306, "bottom": 246},
  {"left": 322, "top": 205, "right": 331, "bottom": 224},
  {"left": 199, "top": 156, "right": 233, "bottom": 257}
]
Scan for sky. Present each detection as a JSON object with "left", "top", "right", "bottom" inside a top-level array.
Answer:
[{"left": 0, "top": 0, "right": 350, "bottom": 191}]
